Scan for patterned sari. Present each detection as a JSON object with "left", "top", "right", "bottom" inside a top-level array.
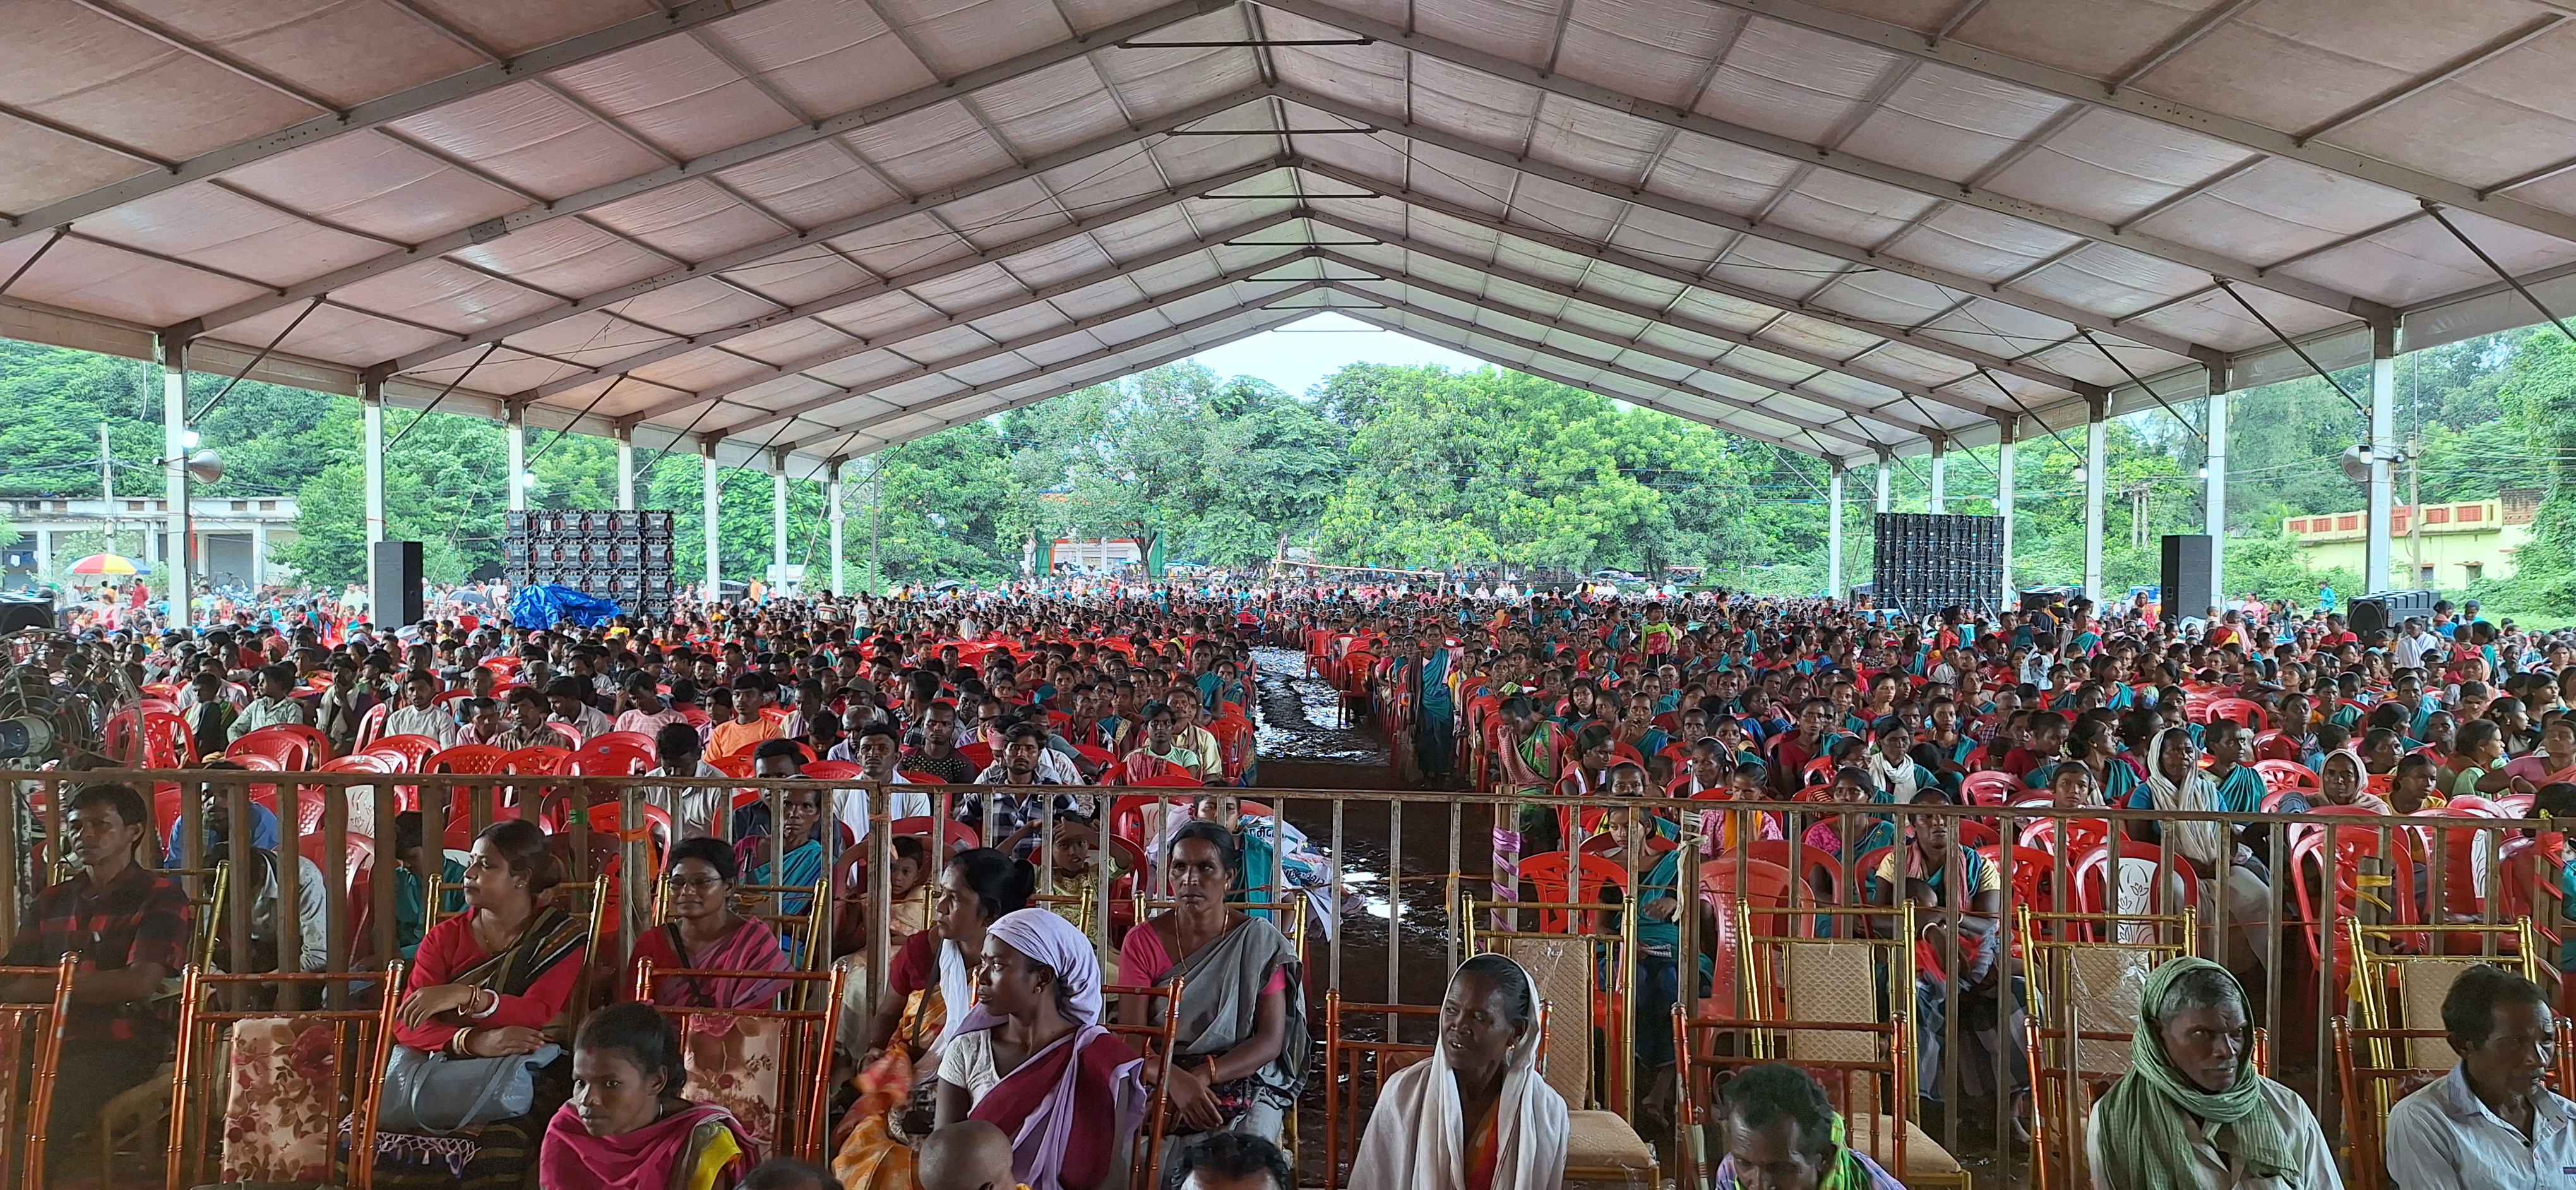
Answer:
[
  {"left": 832, "top": 975, "right": 953, "bottom": 1190},
  {"left": 371, "top": 905, "right": 589, "bottom": 1190}
]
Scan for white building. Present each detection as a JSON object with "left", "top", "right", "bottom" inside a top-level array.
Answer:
[{"left": 2, "top": 495, "right": 299, "bottom": 589}]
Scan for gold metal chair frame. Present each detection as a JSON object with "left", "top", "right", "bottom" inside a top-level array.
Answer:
[
  {"left": 2018, "top": 903, "right": 2198, "bottom": 1190},
  {"left": 1106, "top": 977, "right": 1185, "bottom": 1190},
  {"left": 1316, "top": 991, "right": 1439, "bottom": 1190},
  {"left": 162, "top": 963, "right": 405, "bottom": 1190},
  {"left": 2332, "top": 915, "right": 2560, "bottom": 1190},
  {"left": 635, "top": 958, "right": 847, "bottom": 1159},
  {"left": 0, "top": 956, "right": 76, "bottom": 1189},
  {"left": 1458, "top": 893, "right": 1640, "bottom": 1119}
]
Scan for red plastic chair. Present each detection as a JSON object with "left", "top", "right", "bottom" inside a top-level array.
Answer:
[
  {"left": 887, "top": 815, "right": 981, "bottom": 856},
  {"left": 2252, "top": 759, "right": 2319, "bottom": 794},
  {"left": 2071, "top": 840, "right": 2199, "bottom": 922},
  {"left": 1516, "top": 850, "right": 1633, "bottom": 935},
  {"left": 588, "top": 730, "right": 659, "bottom": 754},
  {"left": 1741, "top": 839, "right": 1847, "bottom": 906},
  {"left": 2202, "top": 697, "right": 2267, "bottom": 731},
  {"left": 105, "top": 706, "right": 198, "bottom": 767},
  {"left": 1960, "top": 770, "right": 2022, "bottom": 806},
  {"left": 2289, "top": 807, "right": 2424, "bottom": 980},
  {"left": 956, "top": 742, "right": 994, "bottom": 772},
  {"left": 705, "top": 752, "right": 755, "bottom": 779},
  {"left": 571, "top": 739, "right": 656, "bottom": 777},
  {"left": 2018, "top": 815, "right": 2109, "bottom": 862},
  {"left": 2250, "top": 731, "right": 2303, "bottom": 763},
  {"left": 427, "top": 745, "right": 508, "bottom": 775},
  {"left": 544, "top": 721, "right": 584, "bottom": 747},
  {"left": 365, "top": 735, "right": 442, "bottom": 772},
  {"left": 353, "top": 702, "right": 391, "bottom": 749},
  {"left": 227, "top": 727, "right": 324, "bottom": 772},
  {"left": 801, "top": 760, "right": 864, "bottom": 781}
]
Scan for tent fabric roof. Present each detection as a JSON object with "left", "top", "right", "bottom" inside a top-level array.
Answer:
[{"left": 7, "top": 0, "right": 2576, "bottom": 469}]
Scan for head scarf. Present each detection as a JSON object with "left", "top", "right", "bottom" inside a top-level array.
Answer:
[
  {"left": 950, "top": 908, "right": 1124, "bottom": 1190},
  {"left": 963, "top": 907, "right": 1104, "bottom": 1027},
  {"left": 2143, "top": 728, "right": 2227, "bottom": 865},
  {"left": 2320, "top": 748, "right": 2368, "bottom": 804},
  {"left": 1347, "top": 957, "right": 1568, "bottom": 1190},
  {"left": 2090, "top": 957, "right": 2295, "bottom": 1190}
]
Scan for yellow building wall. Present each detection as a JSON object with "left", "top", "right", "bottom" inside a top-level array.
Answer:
[{"left": 2285, "top": 498, "right": 2531, "bottom": 589}]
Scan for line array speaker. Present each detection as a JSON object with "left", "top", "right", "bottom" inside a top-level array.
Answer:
[{"left": 1871, "top": 513, "right": 2005, "bottom": 613}]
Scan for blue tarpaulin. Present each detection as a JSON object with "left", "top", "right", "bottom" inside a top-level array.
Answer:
[{"left": 509, "top": 584, "right": 624, "bottom": 628}]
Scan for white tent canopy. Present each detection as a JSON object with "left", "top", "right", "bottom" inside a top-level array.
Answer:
[{"left": 8, "top": 0, "right": 2575, "bottom": 593}]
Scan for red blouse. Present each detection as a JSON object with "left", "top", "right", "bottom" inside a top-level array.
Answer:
[{"left": 394, "top": 911, "right": 584, "bottom": 1052}]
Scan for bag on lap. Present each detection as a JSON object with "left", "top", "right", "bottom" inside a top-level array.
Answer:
[{"left": 376, "top": 1042, "right": 561, "bottom": 1134}]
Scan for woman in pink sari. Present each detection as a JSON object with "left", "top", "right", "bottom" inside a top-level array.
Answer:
[
  {"left": 2502, "top": 717, "right": 2576, "bottom": 791},
  {"left": 623, "top": 837, "right": 792, "bottom": 1009},
  {"left": 541, "top": 1002, "right": 760, "bottom": 1190}
]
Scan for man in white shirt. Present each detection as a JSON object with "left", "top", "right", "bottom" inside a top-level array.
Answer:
[
  {"left": 2385, "top": 963, "right": 2576, "bottom": 1189},
  {"left": 826, "top": 724, "right": 931, "bottom": 841},
  {"left": 545, "top": 677, "right": 612, "bottom": 743},
  {"left": 380, "top": 670, "right": 456, "bottom": 746},
  {"left": 2397, "top": 618, "right": 2445, "bottom": 671}
]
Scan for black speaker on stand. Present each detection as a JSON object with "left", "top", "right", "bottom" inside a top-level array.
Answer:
[
  {"left": 2160, "top": 534, "right": 2214, "bottom": 622},
  {"left": 371, "top": 540, "right": 425, "bottom": 627}
]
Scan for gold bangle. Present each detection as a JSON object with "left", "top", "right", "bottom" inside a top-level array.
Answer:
[{"left": 450, "top": 1028, "right": 475, "bottom": 1055}]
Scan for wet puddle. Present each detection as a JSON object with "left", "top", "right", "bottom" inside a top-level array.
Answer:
[{"left": 1248, "top": 646, "right": 1387, "bottom": 763}]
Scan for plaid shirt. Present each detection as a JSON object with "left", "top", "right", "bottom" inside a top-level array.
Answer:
[{"left": 8, "top": 862, "right": 190, "bottom": 1045}]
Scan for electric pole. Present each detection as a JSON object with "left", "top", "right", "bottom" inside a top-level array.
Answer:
[{"left": 100, "top": 421, "right": 115, "bottom": 555}]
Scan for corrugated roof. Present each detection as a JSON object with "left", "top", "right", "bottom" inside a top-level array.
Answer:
[{"left": 6, "top": 0, "right": 2575, "bottom": 469}]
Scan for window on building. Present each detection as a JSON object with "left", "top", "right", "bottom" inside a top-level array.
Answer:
[
  {"left": 2464, "top": 562, "right": 2484, "bottom": 582},
  {"left": 230, "top": 500, "right": 247, "bottom": 511},
  {"left": 2420, "top": 565, "right": 2438, "bottom": 586}
]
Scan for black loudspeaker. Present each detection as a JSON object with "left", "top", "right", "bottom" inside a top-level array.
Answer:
[
  {"left": 0, "top": 592, "right": 55, "bottom": 635},
  {"left": 2160, "top": 534, "right": 2214, "bottom": 621},
  {"left": 371, "top": 541, "right": 425, "bottom": 627},
  {"left": 2349, "top": 597, "right": 2391, "bottom": 637}
]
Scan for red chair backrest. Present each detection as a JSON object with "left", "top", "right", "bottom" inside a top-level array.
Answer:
[
  {"left": 227, "top": 728, "right": 318, "bottom": 772},
  {"left": 886, "top": 815, "right": 981, "bottom": 856},
  {"left": 1515, "top": 850, "right": 1632, "bottom": 933},
  {"left": 2071, "top": 841, "right": 2197, "bottom": 917},
  {"left": 367, "top": 735, "right": 443, "bottom": 772},
  {"left": 2203, "top": 697, "right": 2267, "bottom": 731},
  {"left": 956, "top": 742, "right": 994, "bottom": 771},
  {"left": 802, "top": 760, "right": 864, "bottom": 781},
  {"left": 1960, "top": 770, "right": 2022, "bottom": 806},
  {"left": 588, "top": 730, "right": 659, "bottom": 754},
  {"left": 428, "top": 745, "right": 508, "bottom": 774},
  {"left": 572, "top": 741, "right": 657, "bottom": 777},
  {"left": 2252, "top": 759, "right": 2319, "bottom": 793}
]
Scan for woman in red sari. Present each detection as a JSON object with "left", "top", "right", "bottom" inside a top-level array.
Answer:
[
  {"left": 934, "top": 908, "right": 1136, "bottom": 1190},
  {"left": 540, "top": 1002, "right": 760, "bottom": 1190}
]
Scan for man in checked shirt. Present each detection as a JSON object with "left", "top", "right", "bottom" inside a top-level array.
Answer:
[{"left": 3, "top": 782, "right": 189, "bottom": 1171}]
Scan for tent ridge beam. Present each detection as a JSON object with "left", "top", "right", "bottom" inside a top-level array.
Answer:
[
  {"left": 549, "top": 161, "right": 1296, "bottom": 410},
  {"left": 778, "top": 291, "right": 1323, "bottom": 454},
  {"left": 1273, "top": 82, "right": 2212, "bottom": 359},
  {"left": 1251, "top": 0, "right": 2385, "bottom": 322},
  {"left": 1289, "top": 155, "right": 2089, "bottom": 392},
  {"left": 1301, "top": 209, "right": 2008, "bottom": 419}
]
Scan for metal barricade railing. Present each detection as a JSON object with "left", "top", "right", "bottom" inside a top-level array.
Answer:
[{"left": 3, "top": 769, "right": 2566, "bottom": 1173}]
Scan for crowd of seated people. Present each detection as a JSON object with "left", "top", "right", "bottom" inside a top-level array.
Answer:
[{"left": 14, "top": 584, "right": 2576, "bottom": 1190}]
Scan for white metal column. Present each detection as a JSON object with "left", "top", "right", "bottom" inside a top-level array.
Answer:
[
  {"left": 251, "top": 523, "right": 268, "bottom": 589},
  {"left": 2084, "top": 401, "right": 2108, "bottom": 602},
  {"left": 1928, "top": 436, "right": 1947, "bottom": 513},
  {"left": 33, "top": 529, "right": 51, "bottom": 582},
  {"left": 828, "top": 460, "right": 846, "bottom": 597},
  {"left": 616, "top": 430, "right": 636, "bottom": 512},
  {"left": 772, "top": 462, "right": 790, "bottom": 594},
  {"left": 160, "top": 334, "right": 188, "bottom": 625},
  {"left": 1997, "top": 425, "right": 2017, "bottom": 604},
  {"left": 702, "top": 447, "right": 722, "bottom": 601},
  {"left": 1827, "top": 466, "right": 1845, "bottom": 599},
  {"left": 362, "top": 375, "right": 386, "bottom": 605},
  {"left": 2367, "top": 319, "right": 2399, "bottom": 592},
  {"left": 2205, "top": 383, "right": 2229, "bottom": 608},
  {"left": 506, "top": 406, "right": 528, "bottom": 512},
  {"left": 1875, "top": 452, "right": 1892, "bottom": 514}
]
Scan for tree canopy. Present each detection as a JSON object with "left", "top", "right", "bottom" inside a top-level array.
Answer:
[{"left": 4, "top": 323, "right": 2575, "bottom": 606}]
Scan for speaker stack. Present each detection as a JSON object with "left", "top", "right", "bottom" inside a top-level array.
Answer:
[
  {"left": 504, "top": 510, "right": 676, "bottom": 620},
  {"left": 2159, "top": 534, "right": 2214, "bottom": 622},
  {"left": 1871, "top": 513, "right": 2005, "bottom": 613}
]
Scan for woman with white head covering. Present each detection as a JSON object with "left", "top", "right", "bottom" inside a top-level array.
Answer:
[
  {"left": 2135, "top": 728, "right": 2276, "bottom": 971},
  {"left": 1349, "top": 954, "right": 1569, "bottom": 1190},
  {"left": 933, "top": 908, "right": 1138, "bottom": 1190},
  {"left": 2313, "top": 748, "right": 2390, "bottom": 815}
]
